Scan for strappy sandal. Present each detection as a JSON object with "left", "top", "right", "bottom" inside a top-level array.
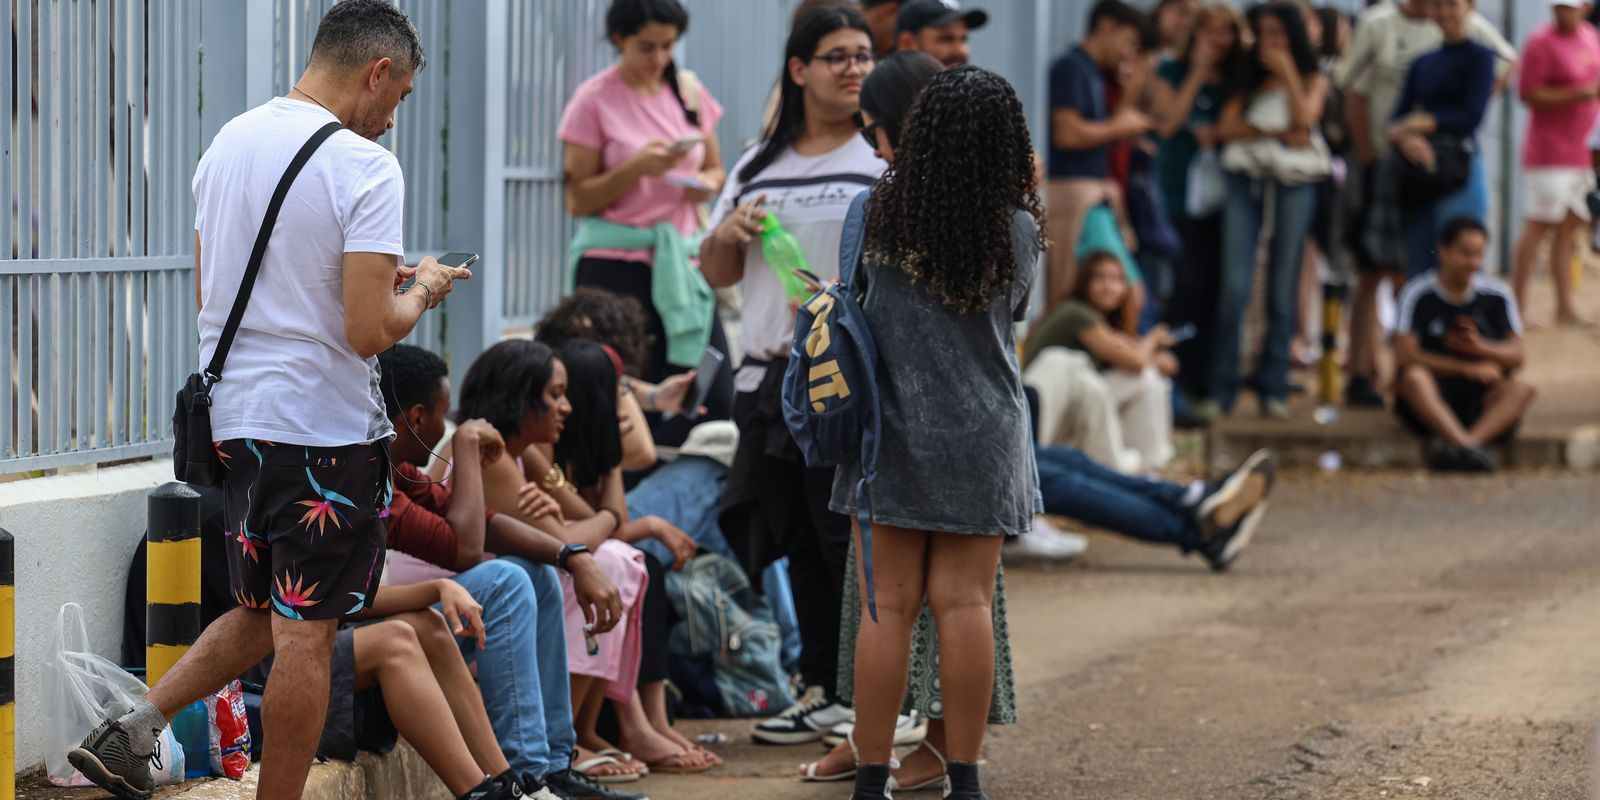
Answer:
[
  {"left": 596, "top": 748, "right": 648, "bottom": 777},
  {"left": 889, "top": 739, "right": 948, "bottom": 792}
]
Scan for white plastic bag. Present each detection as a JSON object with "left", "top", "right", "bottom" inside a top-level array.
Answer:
[
  {"left": 1185, "top": 149, "right": 1227, "bottom": 218},
  {"left": 42, "top": 602, "right": 186, "bottom": 786}
]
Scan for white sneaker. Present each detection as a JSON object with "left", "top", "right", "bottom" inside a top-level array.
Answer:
[
  {"left": 753, "top": 685, "right": 854, "bottom": 745},
  {"left": 821, "top": 712, "right": 928, "bottom": 748},
  {"left": 1004, "top": 518, "right": 1088, "bottom": 562}
]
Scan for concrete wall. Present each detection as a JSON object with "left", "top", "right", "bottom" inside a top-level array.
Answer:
[{"left": 0, "top": 460, "right": 174, "bottom": 770}]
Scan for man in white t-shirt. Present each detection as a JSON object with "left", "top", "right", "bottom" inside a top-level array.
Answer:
[
  {"left": 67, "top": 3, "right": 470, "bottom": 799},
  {"left": 1335, "top": 0, "right": 1515, "bottom": 407}
]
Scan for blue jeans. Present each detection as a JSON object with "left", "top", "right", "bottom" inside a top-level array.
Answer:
[
  {"left": 1035, "top": 446, "right": 1199, "bottom": 549},
  {"left": 1217, "top": 174, "right": 1317, "bottom": 409},
  {"left": 1402, "top": 149, "right": 1488, "bottom": 278},
  {"left": 448, "top": 557, "right": 574, "bottom": 778}
]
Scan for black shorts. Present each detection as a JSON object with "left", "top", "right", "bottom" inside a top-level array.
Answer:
[
  {"left": 217, "top": 439, "right": 389, "bottom": 621},
  {"left": 1395, "top": 376, "right": 1505, "bottom": 440}
]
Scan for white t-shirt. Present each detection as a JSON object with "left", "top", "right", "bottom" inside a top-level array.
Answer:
[
  {"left": 193, "top": 97, "right": 405, "bottom": 446},
  {"left": 1335, "top": 1, "right": 1515, "bottom": 157},
  {"left": 709, "top": 137, "right": 884, "bottom": 391}
]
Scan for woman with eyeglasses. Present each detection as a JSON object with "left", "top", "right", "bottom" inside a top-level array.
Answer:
[
  {"left": 698, "top": 5, "right": 884, "bottom": 747},
  {"left": 558, "top": 0, "right": 734, "bottom": 447}
]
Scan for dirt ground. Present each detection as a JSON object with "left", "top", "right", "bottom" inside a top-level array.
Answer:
[{"left": 647, "top": 471, "right": 1600, "bottom": 800}]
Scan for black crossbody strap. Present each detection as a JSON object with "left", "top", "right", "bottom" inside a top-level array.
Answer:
[{"left": 204, "top": 120, "right": 344, "bottom": 382}]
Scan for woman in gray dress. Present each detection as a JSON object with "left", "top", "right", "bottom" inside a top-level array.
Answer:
[{"left": 842, "top": 66, "right": 1046, "bottom": 800}]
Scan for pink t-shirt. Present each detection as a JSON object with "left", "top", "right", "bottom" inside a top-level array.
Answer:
[
  {"left": 558, "top": 64, "right": 724, "bottom": 263},
  {"left": 1520, "top": 22, "right": 1600, "bottom": 168}
]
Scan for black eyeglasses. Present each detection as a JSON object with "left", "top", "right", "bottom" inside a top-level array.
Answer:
[
  {"left": 853, "top": 111, "right": 882, "bottom": 149},
  {"left": 809, "top": 50, "right": 874, "bottom": 76}
]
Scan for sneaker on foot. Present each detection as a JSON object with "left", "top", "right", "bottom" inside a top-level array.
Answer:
[
  {"left": 1261, "top": 397, "right": 1292, "bottom": 420},
  {"left": 500, "top": 772, "right": 560, "bottom": 800},
  {"left": 822, "top": 712, "right": 928, "bottom": 748},
  {"left": 1196, "top": 449, "right": 1276, "bottom": 571},
  {"left": 1003, "top": 519, "right": 1088, "bottom": 563},
  {"left": 67, "top": 717, "right": 159, "bottom": 800},
  {"left": 539, "top": 769, "right": 647, "bottom": 800},
  {"left": 753, "top": 684, "right": 853, "bottom": 745}
]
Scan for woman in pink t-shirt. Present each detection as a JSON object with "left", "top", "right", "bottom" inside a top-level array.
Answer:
[{"left": 558, "top": 0, "right": 734, "bottom": 445}]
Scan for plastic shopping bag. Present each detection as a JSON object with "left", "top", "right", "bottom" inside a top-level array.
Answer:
[
  {"left": 1185, "top": 149, "right": 1227, "bottom": 218},
  {"left": 42, "top": 603, "right": 186, "bottom": 786},
  {"left": 205, "top": 680, "right": 252, "bottom": 778}
]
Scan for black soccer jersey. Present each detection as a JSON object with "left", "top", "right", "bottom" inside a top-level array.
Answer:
[{"left": 1395, "top": 271, "right": 1523, "bottom": 356}]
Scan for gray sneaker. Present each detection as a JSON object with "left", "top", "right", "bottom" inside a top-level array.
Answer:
[{"left": 67, "top": 716, "right": 158, "bottom": 800}]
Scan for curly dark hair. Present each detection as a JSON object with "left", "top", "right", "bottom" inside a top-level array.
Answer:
[
  {"left": 864, "top": 66, "right": 1047, "bottom": 314},
  {"left": 534, "top": 288, "right": 654, "bottom": 376}
]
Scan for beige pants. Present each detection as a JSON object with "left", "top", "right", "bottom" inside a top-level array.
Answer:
[
  {"left": 1022, "top": 347, "right": 1141, "bottom": 474},
  {"left": 1102, "top": 365, "right": 1174, "bottom": 474}
]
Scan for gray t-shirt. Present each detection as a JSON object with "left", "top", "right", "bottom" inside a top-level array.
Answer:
[{"left": 831, "top": 208, "right": 1042, "bottom": 536}]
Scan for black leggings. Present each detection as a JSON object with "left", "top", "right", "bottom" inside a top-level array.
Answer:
[
  {"left": 1164, "top": 212, "right": 1224, "bottom": 401},
  {"left": 574, "top": 256, "right": 735, "bottom": 447}
]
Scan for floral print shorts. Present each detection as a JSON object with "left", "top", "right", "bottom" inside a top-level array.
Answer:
[{"left": 217, "top": 439, "right": 390, "bottom": 621}]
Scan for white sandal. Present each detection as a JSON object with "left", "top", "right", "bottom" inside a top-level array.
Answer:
[
  {"left": 573, "top": 754, "right": 643, "bottom": 784},
  {"left": 888, "top": 740, "right": 948, "bottom": 793}
]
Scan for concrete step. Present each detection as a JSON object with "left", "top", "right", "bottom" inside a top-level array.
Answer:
[
  {"left": 19, "top": 741, "right": 449, "bottom": 800},
  {"left": 1206, "top": 407, "right": 1600, "bottom": 473}
]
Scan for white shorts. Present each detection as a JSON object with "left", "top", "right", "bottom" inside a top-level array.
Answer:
[{"left": 1522, "top": 167, "right": 1596, "bottom": 224}]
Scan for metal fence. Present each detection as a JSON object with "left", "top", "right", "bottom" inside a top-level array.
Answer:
[
  {"left": 1, "top": 0, "right": 1542, "bottom": 474},
  {"left": 3, "top": 0, "right": 204, "bottom": 472}
]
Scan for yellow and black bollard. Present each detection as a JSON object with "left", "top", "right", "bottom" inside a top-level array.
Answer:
[
  {"left": 146, "top": 483, "right": 202, "bottom": 687},
  {"left": 0, "top": 527, "right": 13, "bottom": 800},
  {"left": 1318, "top": 282, "right": 1347, "bottom": 408}
]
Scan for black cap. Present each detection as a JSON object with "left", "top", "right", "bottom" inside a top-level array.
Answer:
[{"left": 895, "top": 0, "right": 989, "bottom": 38}]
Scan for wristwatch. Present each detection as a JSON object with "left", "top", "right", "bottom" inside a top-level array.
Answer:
[{"left": 556, "top": 542, "right": 591, "bottom": 572}]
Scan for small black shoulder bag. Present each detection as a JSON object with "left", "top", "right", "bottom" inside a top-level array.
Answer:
[{"left": 173, "top": 121, "right": 343, "bottom": 485}]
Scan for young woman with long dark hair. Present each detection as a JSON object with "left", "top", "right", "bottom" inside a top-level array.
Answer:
[
  {"left": 698, "top": 6, "right": 884, "bottom": 746},
  {"left": 559, "top": 0, "right": 734, "bottom": 446},
  {"left": 841, "top": 65, "right": 1046, "bottom": 800},
  {"left": 1214, "top": 2, "right": 1329, "bottom": 419}
]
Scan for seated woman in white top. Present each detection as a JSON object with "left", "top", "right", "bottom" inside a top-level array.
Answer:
[{"left": 1027, "top": 249, "right": 1178, "bottom": 473}]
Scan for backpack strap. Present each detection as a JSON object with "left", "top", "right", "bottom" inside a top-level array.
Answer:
[
  {"left": 838, "top": 189, "right": 870, "bottom": 294},
  {"left": 204, "top": 120, "right": 343, "bottom": 383}
]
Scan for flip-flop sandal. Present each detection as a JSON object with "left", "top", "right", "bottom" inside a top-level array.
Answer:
[
  {"left": 598, "top": 748, "right": 649, "bottom": 777},
  {"left": 574, "top": 754, "right": 643, "bottom": 784},
  {"left": 693, "top": 746, "right": 724, "bottom": 767},
  {"left": 645, "top": 749, "right": 717, "bottom": 775}
]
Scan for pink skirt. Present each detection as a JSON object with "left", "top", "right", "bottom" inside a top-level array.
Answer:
[{"left": 561, "top": 539, "right": 649, "bottom": 701}]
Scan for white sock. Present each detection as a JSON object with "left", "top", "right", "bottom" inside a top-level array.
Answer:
[{"left": 120, "top": 698, "right": 167, "bottom": 755}]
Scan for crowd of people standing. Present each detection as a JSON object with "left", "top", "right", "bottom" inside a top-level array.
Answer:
[{"left": 60, "top": 0, "right": 1585, "bottom": 799}]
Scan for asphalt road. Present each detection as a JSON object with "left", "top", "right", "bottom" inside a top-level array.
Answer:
[{"left": 651, "top": 471, "right": 1600, "bottom": 800}]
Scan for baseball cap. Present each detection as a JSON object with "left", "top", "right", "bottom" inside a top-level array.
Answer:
[
  {"left": 895, "top": 0, "right": 989, "bottom": 38},
  {"left": 1550, "top": 0, "right": 1584, "bottom": 7}
]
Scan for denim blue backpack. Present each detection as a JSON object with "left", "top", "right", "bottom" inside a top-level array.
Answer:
[
  {"left": 664, "top": 554, "right": 793, "bottom": 718},
  {"left": 781, "top": 190, "right": 882, "bottom": 621}
]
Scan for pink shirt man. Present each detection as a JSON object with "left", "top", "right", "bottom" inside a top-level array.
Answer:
[
  {"left": 557, "top": 64, "right": 724, "bottom": 262},
  {"left": 1520, "top": 21, "right": 1600, "bottom": 168}
]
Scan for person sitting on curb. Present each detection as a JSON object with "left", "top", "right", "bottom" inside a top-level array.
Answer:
[
  {"left": 375, "top": 344, "right": 649, "bottom": 800},
  {"left": 1394, "top": 217, "right": 1537, "bottom": 472}
]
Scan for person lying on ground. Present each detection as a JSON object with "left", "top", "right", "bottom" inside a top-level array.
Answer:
[{"left": 1394, "top": 217, "right": 1536, "bottom": 472}]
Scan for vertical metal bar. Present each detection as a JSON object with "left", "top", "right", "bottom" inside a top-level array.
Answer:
[
  {"left": 75, "top": 272, "right": 89, "bottom": 451},
  {"left": 0, "top": 276, "right": 12, "bottom": 459},
  {"left": 93, "top": 271, "right": 107, "bottom": 449},
  {"left": 37, "top": 0, "right": 54, "bottom": 260},
  {"left": 56, "top": 273, "right": 70, "bottom": 451},
  {"left": 16, "top": 0, "right": 33, "bottom": 260},
  {"left": 16, "top": 276, "right": 32, "bottom": 457},
  {"left": 110, "top": 272, "right": 125, "bottom": 445},
  {"left": 113, "top": 0, "right": 128, "bottom": 258},
  {"left": 130, "top": 0, "right": 146, "bottom": 257},
  {"left": 0, "top": 0, "right": 12, "bottom": 261},
  {"left": 76, "top": 0, "right": 90, "bottom": 259},
  {"left": 94, "top": 0, "right": 109, "bottom": 259},
  {"left": 130, "top": 271, "right": 146, "bottom": 442},
  {"left": 29, "top": 273, "right": 45, "bottom": 454}
]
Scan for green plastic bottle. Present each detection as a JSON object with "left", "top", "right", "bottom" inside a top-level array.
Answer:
[{"left": 759, "top": 212, "right": 814, "bottom": 302}]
